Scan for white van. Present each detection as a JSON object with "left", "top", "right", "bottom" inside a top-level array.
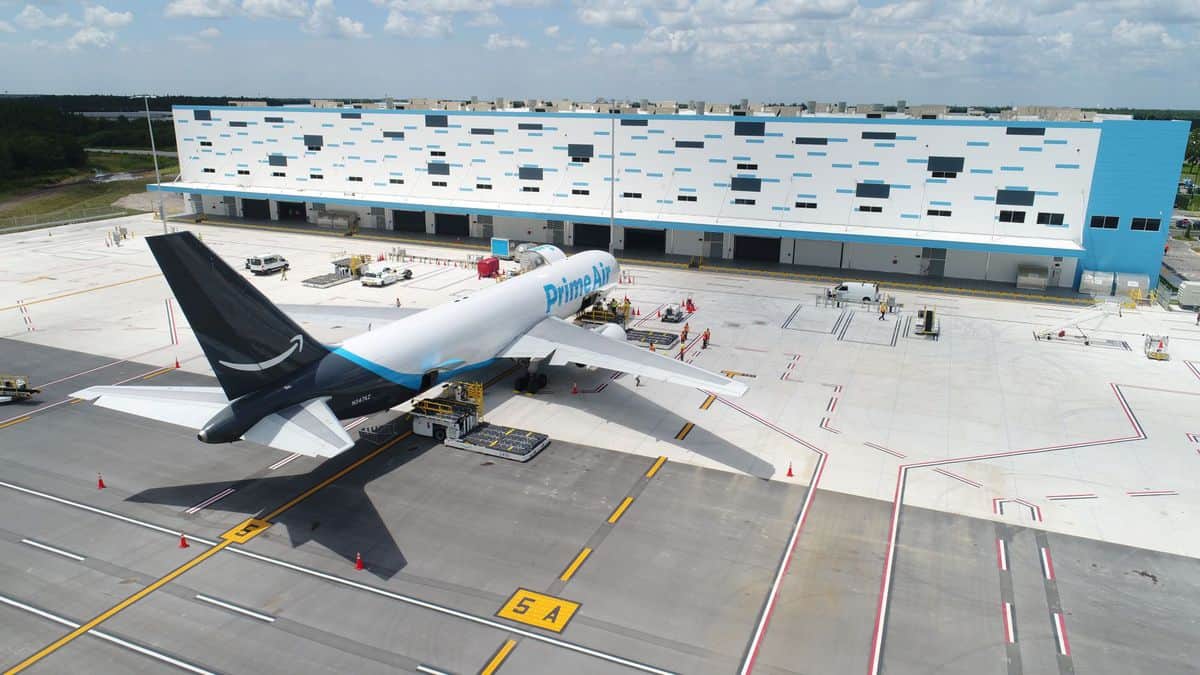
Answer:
[
  {"left": 830, "top": 281, "right": 880, "bottom": 303},
  {"left": 246, "top": 254, "right": 289, "bottom": 275},
  {"left": 360, "top": 266, "right": 412, "bottom": 287}
]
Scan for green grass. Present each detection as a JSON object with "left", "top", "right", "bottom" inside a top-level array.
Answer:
[{"left": 0, "top": 153, "right": 179, "bottom": 225}]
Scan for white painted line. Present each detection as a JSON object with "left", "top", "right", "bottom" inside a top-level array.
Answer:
[
  {"left": 1003, "top": 602, "right": 1016, "bottom": 643},
  {"left": 194, "top": 594, "right": 275, "bottom": 623},
  {"left": 1053, "top": 612, "right": 1071, "bottom": 655},
  {"left": 184, "top": 487, "right": 235, "bottom": 514},
  {"left": 996, "top": 539, "right": 1008, "bottom": 571},
  {"left": 0, "top": 594, "right": 216, "bottom": 675},
  {"left": 1040, "top": 547, "right": 1055, "bottom": 580},
  {"left": 0, "top": 398, "right": 72, "bottom": 426},
  {"left": 342, "top": 416, "right": 369, "bottom": 431},
  {"left": 21, "top": 538, "right": 86, "bottom": 562},
  {"left": 268, "top": 453, "right": 302, "bottom": 470},
  {"left": 416, "top": 665, "right": 452, "bottom": 675}
]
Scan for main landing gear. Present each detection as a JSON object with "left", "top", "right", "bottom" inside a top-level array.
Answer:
[{"left": 514, "top": 372, "right": 548, "bottom": 394}]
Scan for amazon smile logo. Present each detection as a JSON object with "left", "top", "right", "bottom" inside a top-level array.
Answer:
[{"left": 218, "top": 335, "right": 303, "bottom": 372}]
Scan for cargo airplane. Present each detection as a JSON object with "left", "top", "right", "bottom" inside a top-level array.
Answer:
[{"left": 74, "top": 233, "right": 745, "bottom": 458}]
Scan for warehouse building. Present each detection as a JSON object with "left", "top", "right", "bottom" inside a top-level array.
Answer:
[{"left": 153, "top": 104, "right": 1189, "bottom": 290}]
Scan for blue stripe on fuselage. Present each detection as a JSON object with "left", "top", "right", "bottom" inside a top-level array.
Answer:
[{"left": 331, "top": 347, "right": 495, "bottom": 387}]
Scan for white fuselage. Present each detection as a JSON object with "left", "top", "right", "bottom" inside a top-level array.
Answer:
[{"left": 339, "top": 249, "right": 619, "bottom": 379}]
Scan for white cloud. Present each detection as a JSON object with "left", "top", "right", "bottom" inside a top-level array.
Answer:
[
  {"left": 768, "top": 0, "right": 857, "bottom": 20},
  {"left": 384, "top": 11, "right": 452, "bottom": 37},
  {"left": 197, "top": 26, "right": 222, "bottom": 39},
  {"left": 0, "top": 20, "right": 14, "bottom": 33},
  {"left": 382, "top": 0, "right": 491, "bottom": 13},
  {"left": 468, "top": 11, "right": 501, "bottom": 26},
  {"left": 15, "top": 5, "right": 74, "bottom": 29},
  {"left": 1111, "top": 18, "right": 1183, "bottom": 48},
  {"left": 544, "top": 24, "right": 559, "bottom": 37},
  {"left": 66, "top": 25, "right": 116, "bottom": 49},
  {"left": 305, "top": 0, "right": 369, "bottom": 38},
  {"left": 485, "top": 32, "right": 529, "bottom": 49},
  {"left": 84, "top": 5, "right": 133, "bottom": 29},
  {"left": 577, "top": 0, "right": 647, "bottom": 28},
  {"left": 242, "top": 0, "right": 309, "bottom": 19},
  {"left": 165, "top": 0, "right": 239, "bottom": 19}
]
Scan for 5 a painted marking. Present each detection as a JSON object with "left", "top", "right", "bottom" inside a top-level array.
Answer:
[
  {"left": 221, "top": 518, "right": 272, "bottom": 544},
  {"left": 497, "top": 588, "right": 580, "bottom": 633}
]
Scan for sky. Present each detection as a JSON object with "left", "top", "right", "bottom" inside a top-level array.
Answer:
[{"left": 0, "top": 0, "right": 1197, "bottom": 108}]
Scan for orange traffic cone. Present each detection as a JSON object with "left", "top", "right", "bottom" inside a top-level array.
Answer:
[
  {"left": 786, "top": 462, "right": 794, "bottom": 478},
  {"left": 649, "top": 343, "right": 655, "bottom": 353},
  {"left": 174, "top": 357, "right": 181, "bottom": 369},
  {"left": 571, "top": 382, "right": 579, "bottom": 395},
  {"left": 355, "top": 552, "right": 364, "bottom": 570},
  {"left": 178, "top": 533, "right": 190, "bottom": 548},
  {"left": 97, "top": 473, "right": 106, "bottom": 490}
]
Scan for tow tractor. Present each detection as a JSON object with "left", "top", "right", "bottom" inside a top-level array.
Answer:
[
  {"left": 0, "top": 374, "right": 40, "bottom": 404},
  {"left": 410, "top": 381, "right": 550, "bottom": 462}
]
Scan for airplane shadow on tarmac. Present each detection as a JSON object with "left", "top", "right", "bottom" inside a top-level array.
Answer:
[
  {"left": 128, "top": 426, "right": 428, "bottom": 580},
  {"left": 487, "top": 365, "right": 776, "bottom": 480}
]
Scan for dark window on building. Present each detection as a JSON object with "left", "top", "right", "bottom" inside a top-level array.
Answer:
[
  {"left": 571, "top": 156, "right": 591, "bottom": 163},
  {"left": 425, "top": 114, "right": 448, "bottom": 127},
  {"left": 348, "top": 176, "right": 363, "bottom": 182},
  {"left": 522, "top": 186, "right": 539, "bottom": 192},
  {"left": 622, "top": 192, "right": 642, "bottom": 198},
  {"left": 858, "top": 205, "right": 883, "bottom": 213},
  {"left": 736, "top": 163, "right": 758, "bottom": 171},
  {"left": 229, "top": 121, "right": 248, "bottom": 127},
  {"left": 675, "top": 140, "right": 704, "bottom": 149},
  {"left": 428, "top": 162, "right": 450, "bottom": 175},
  {"left": 237, "top": 169, "right": 250, "bottom": 175},
  {"left": 931, "top": 171, "right": 958, "bottom": 179},
  {"left": 304, "top": 134, "right": 324, "bottom": 149},
  {"left": 518, "top": 123, "right": 543, "bottom": 130},
  {"left": 927, "top": 209, "right": 952, "bottom": 217},
  {"left": 477, "top": 183, "right": 492, "bottom": 190},
  {"left": 678, "top": 194, "right": 697, "bottom": 202},
  {"left": 572, "top": 189, "right": 590, "bottom": 195},
  {"left": 1037, "top": 212, "right": 1065, "bottom": 225},
  {"left": 862, "top": 131, "right": 896, "bottom": 140},
  {"left": 795, "top": 137, "right": 828, "bottom": 145},
  {"left": 202, "top": 167, "right": 215, "bottom": 173},
  {"left": 340, "top": 112, "right": 361, "bottom": 119},
  {"left": 193, "top": 109, "right": 212, "bottom": 121},
  {"left": 734, "top": 198, "right": 756, "bottom": 205},
  {"left": 620, "top": 118, "right": 649, "bottom": 126},
  {"left": 268, "top": 155, "right": 287, "bottom": 167},
  {"left": 921, "top": 114, "right": 938, "bottom": 119},
  {"left": 999, "top": 210, "right": 1026, "bottom": 223},
  {"left": 389, "top": 178, "right": 404, "bottom": 184},
  {"left": 200, "top": 141, "right": 212, "bottom": 147},
  {"left": 310, "top": 174, "right": 324, "bottom": 180},
  {"left": 1006, "top": 127, "right": 1045, "bottom": 136},
  {"left": 430, "top": 150, "right": 446, "bottom": 157},
  {"left": 1090, "top": 215, "right": 1119, "bottom": 229},
  {"left": 518, "top": 166, "right": 543, "bottom": 180},
  {"left": 567, "top": 143, "right": 594, "bottom": 158},
  {"left": 433, "top": 181, "right": 447, "bottom": 187},
  {"left": 795, "top": 201, "right": 817, "bottom": 209},
  {"left": 382, "top": 131, "right": 404, "bottom": 139},
  {"left": 271, "top": 171, "right": 285, "bottom": 177},
  {"left": 1131, "top": 217, "right": 1161, "bottom": 231},
  {"left": 927, "top": 156, "right": 965, "bottom": 173},
  {"left": 856, "top": 183, "right": 891, "bottom": 199},
  {"left": 731, "top": 177, "right": 762, "bottom": 192},
  {"left": 734, "top": 121, "right": 766, "bottom": 136},
  {"left": 866, "top": 113, "right": 883, "bottom": 119},
  {"left": 470, "top": 128, "right": 494, "bottom": 135},
  {"left": 996, "top": 189, "right": 1035, "bottom": 206},
  {"left": 264, "top": 116, "right": 283, "bottom": 123}
]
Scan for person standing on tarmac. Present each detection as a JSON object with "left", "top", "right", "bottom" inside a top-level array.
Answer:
[{"left": 878, "top": 300, "right": 887, "bottom": 320}]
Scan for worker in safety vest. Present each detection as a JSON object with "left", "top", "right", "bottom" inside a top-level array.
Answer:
[{"left": 702, "top": 328, "right": 711, "bottom": 349}]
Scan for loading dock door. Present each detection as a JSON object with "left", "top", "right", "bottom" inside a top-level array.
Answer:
[
  {"left": 241, "top": 198, "right": 270, "bottom": 220},
  {"left": 733, "top": 235, "right": 781, "bottom": 262},
  {"left": 573, "top": 223, "right": 610, "bottom": 250},
  {"left": 392, "top": 209, "right": 426, "bottom": 234},
  {"left": 277, "top": 201, "right": 307, "bottom": 222},
  {"left": 434, "top": 213, "right": 469, "bottom": 237},
  {"left": 623, "top": 227, "right": 666, "bottom": 254}
]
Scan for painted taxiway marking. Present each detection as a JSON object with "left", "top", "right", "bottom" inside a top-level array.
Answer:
[
  {"left": 222, "top": 518, "right": 271, "bottom": 544},
  {"left": 933, "top": 468, "right": 982, "bottom": 488},
  {"left": 559, "top": 548, "right": 593, "bottom": 582},
  {"left": 37, "top": 344, "right": 173, "bottom": 388},
  {"left": 1126, "top": 489, "right": 1178, "bottom": 497},
  {"left": 497, "top": 589, "right": 581, "bottom": 633},
  {"left": 0, "top": 416, "right": 31, "bottom": 430},
  {"left": 0, "top": 273, "right": 161, "bottom": 313},
  {"left": 140, "top": 367, "right": 174, "bottom": 380},
  {"left": 1040, "top": 547, "right": 1056, "bottom": 581},
  {"left": 644, "top": 456, "right": 667, "bottom": 479},
  {"left": 0, "top": 398, "right": 74, "bottom": 427},
  {"left": 863, "top": 441, "right": 907, "bottom": 459},
  {"left": 674, "top": 422, "right": 695, "bottom": 441},
  {"left": 699, "top": 394, "right": 716, "bottom": 410},
  {"left": 185, "top": 488, "right": 235, "bottom": 514},
  {"left": 21, "top": 538, "right": 86, "bottom": 562},
  {"left": 268, "top": 453, "right": 302, "bottom": 470},
  {"left": 481, "top": 640, "right": 517, "bottom": 675},
  {"left": 0, "top": 594, "right": 216, "bottom": 675},
  {"left": 1002, "top": 602, "right": 1016, "bottom": 643},
  {"left": 1053, "top": 612, "right": 1071, "bottom": 656},
  {"left": 607, "top": 496, "right": 634, "bottom": 524},
  {"left": 416, "top": 665, "right": 453, "bottom": 675},
  {"left": 1045, "top": 493, "right": 1098, "bottom": 501},
  {"left": 996, "top": 539, "right": 1008, "bottom": 571},
  {"left": 194, "top": 594, "right": 275, "bottom": 623}
]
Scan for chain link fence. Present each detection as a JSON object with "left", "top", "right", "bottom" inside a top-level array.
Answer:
[{"left": 0, "top": 206, "right": 135, "bottom": 232}]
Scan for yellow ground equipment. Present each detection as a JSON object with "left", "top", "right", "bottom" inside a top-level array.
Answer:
[{"left": 0, "top": 375, "right": 40, "bottom": 403}]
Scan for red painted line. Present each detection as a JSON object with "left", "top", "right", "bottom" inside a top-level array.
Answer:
[
  {"left": 829, "top": 398, "right": 839, "bottom": 413},
  {"left": 1002, "top": 602, "right": 1015, "bottom": 644},
  {"left": 737, "top": 346, "right": 769, "bottom": 353},
  {"left": 933, "top": 468, "right": 982, "bottom": 488},
  {"left": 819, "top": 417, "right": 841, "bottom": 434},
  {"left": 1041, "top": 547, "right": 1055, "bottom": 580},
  {"left": 1054, "top": 612, "right": 1071, "bottom": 656},
  {"left": 1187, "top": 432, "right": 1200, "bottom": 443},
  {"left": 996, "top": 538, "right": 1007, "bottom": 571},
  {"left": 863, "top": 442, "right": 906, "bottom": 459},
  {"left": 1045, "top": 493, "right": 1098, "bottom": 500},
  {"left": 1126, "top": 489, "right": 1179, "bottom": 497}
]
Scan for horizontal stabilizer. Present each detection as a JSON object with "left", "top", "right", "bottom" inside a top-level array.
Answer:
[
  {"left": 499, "top": 316, "right": 747, "bottom": 396},
  {"left": 242, "top": 397, "right": 355, "bottom": 458},
  {"left": 71, "top": 385, "right": 228, "bottom": 430}
]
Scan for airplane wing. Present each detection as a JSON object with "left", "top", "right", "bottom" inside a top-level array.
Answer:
[
  {"left": 498, "top": 316, "right": 747, "bottom": 396},
  {"left": 72, "top": 386, "right": 354, "bottom": 458},
  {"left": 280, "top": 304, "right": 422, "bottom": 327}
]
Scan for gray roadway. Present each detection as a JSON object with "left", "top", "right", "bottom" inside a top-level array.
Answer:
[{"left": 2, "top": 338, "right": 1198, "bottom": 674}]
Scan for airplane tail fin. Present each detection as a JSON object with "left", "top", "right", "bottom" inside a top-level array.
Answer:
[{"left": 147, "top": 231, "right": 326, "bottom": 400}]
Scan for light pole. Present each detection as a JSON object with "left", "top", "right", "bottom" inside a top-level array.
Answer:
[{"left": 135, "top": 95, "right": 168, "bottom": 234}]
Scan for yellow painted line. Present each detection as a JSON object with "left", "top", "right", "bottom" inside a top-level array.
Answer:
[
  {"left": 674, "top": 422, "right": 695, "bottom": 441},
  {"left": 221, "top": 518, "right": 272, "bottom": 544},
  {"left": 0, "top": 416, "right": 32, "bottom": 430},
  {"left": 645, "top": 456, "right": 667, "bottom": 479},
  {"left": 699, "top": 394, "right": 716, "bottom": 410},
  {"left": 559, "top": 547, "right": 593, "bottom": 582},
  {"left": 69, "top": 398, "right": 84, "bottom": 405},
  {"left": 480, "top": 639, "right": 517, "bottom": 675},
  {"left": 496, "top": 588, "right": 581, "bottom": 633},
  {"left": 607, "top": 496, "right": 634, "bottom": 524},
  {"left": 0, "top": 273, "right": 162, "bottom": 313},
  {"left": 5, "top": 540, "right": 231, "bottom": 674},
  {"left": 260, "top": 431, "right": 412, "bottom": 522},
  {"left": 140, "top": 367, "right": 172, "bottom": 380}
]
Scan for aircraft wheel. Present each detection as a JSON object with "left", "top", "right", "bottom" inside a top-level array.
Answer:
[{"left": 515, "top": 374, "right": 530, "bottom": 391}]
